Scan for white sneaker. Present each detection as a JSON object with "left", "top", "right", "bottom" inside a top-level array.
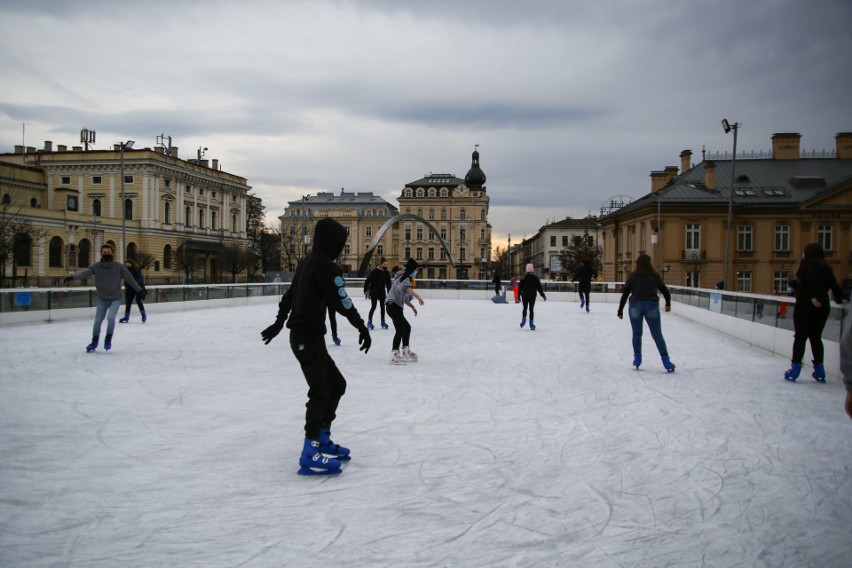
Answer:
[
  {"left": 391, "top": 350, "right": 407, "bottom": 365},
  {"left": 402, "top": 346, "right": 418, "bottom": 362}
]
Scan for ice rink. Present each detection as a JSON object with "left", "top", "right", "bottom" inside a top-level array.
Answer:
[{"left": 1, "top": 296, "right": 851, "bottom": 567}]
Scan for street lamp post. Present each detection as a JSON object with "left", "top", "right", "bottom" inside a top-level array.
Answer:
[
  {"left": 119, "top": 139, "right": 135, "bottom": 259},
  {"left": 721, "top": 120, "right": 739, "bottom": 291}
]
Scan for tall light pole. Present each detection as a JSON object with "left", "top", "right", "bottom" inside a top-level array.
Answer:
[
  {"left": 119, "top": 140, "right": 135, "bottom": 259},
  {"left": 721, "top": 119, "right": 738, "bottom": 291}
]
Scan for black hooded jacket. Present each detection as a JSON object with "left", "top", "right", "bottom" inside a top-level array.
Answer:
[
  {"left": 274, "top": 218, "right": 366, "bottom": 334},
  {"left": 364, "top": 266, "right": 391, "bottom": 298}
]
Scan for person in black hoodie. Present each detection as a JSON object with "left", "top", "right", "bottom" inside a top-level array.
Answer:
[
  {"left": 784, "top": 243, "right": 844, "bottom": 382},
  {"left": 519, "top": 263, "right": 546, "bottom": 330},
  {"left": 363, "top": 257, "right": 392, "bottom": 330},
  {"left": 261, "top": 218, "right": 371, "bottom": 476}
]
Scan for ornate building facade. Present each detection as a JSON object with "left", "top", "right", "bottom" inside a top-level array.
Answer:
[{"left": 0, "top": 141, "right": 251, "bottom": 285}]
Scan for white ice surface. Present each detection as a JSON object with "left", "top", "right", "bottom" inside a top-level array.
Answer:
[{"left": 1, "top": 298, "right": 851, "bottom": 568}]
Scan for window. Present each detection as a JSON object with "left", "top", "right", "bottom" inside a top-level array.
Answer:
[
  {"left": 428, "top": 188, "right": 436, "bottom": 198},
  {"left": 774, "top": 224, "right": 790, "bottom": 251},
  {"left": 550, "top": 236, "right": 557, "bottom": 247},
  {"left": 460, "top": 247, "right": 466, "bottom": 261},
  {"left": 640, "top": 225, "right": 646, "bottom": 251},
  {"left": 562, "top": 235, "right": 568, "bottom": 247},
  {"left": 416, "top": 188, "right": 424, "bottom": 198},
  {"left": 440, "top": 248, "right": 447, "bottom": 260},
  {"left": 2, "top": 193, "right": 10, "bottom": 204},
  {"left": 686, "top": 271, "right": 700, "bottom": 288},
  {"left": 441, "top": 208, "right": 447, "bottom": 220},
  {"left": 377, "top": 245, "right": 384, "bottom": 256},
  {"left": 365, "top": 209, "right": 373, "bottom": 217},
  {"left": 198, "top": 209, "right": 205, "bottom": 229},
  {"left": 61, "top": 176, "right": 71, "bottom": 185},
  {"left": 416, "top": 228, "right": 423, "bottom": 240},
  {"left": 14, "top": 233, "right": 32, "bottom": 266},
  {"left": 774, "top": 271, "right": 789, "bottom": 294},
  {"left": 440, "top": 188, "right": 448, "bottom": 198},
  {"left": 405, "top": 246, "right": 411, "bottom": 258},
  {"left": 366, "top": 226, "right": 372, "bottom": 238},
  {"left": 211, "top": 210, "right": 217, "bottom": 230},
  {"left": 124, "top": 198, "right": 133, "bottom": 221},
  {"left": 416, "top": 247, "right": 423, "bottom": 260},
  {"left": 404, "top": 189, "right": 413, "bottom": 198},
  {"left": 92, "top": 176, "right": 102, "bottom": 184},
  {"left": 186, "top": 206, "right": 193, "bottom": 227},
  {"left": 736, "top": 271, "right": 752, "bottom": 292},
  {"left": 378, "top": 210, "right": 384, "bottom": 217},
  {"left": 164, "top": 244, "right": 173, "bottom": 268},
  {"left": 30, "top": 197, "right": 37, "bottom": 207},
  {"left": 67, "top": 195, "right": 78, "bottom": 211},
  {"left": 481, "top": 209, "right": 486, "bottom": 221},
  {"left": 460, "top": 228, "right": 466, "bottom": 241},
  {"left": 165, "top": 178, "right": 171, "bottom": 188},
  {"left": 818, "top": 224, "right": 833, "bottom": 250},
  {"left": 685, "top": 224, "right": 701, "bottom": 250},
  {"left": 199, "top": 188, "right": 204, "bottom": 196},
  {"left": 405, "top": 227, "right": 411, "bottom": 240},
  {"left": 164, "top": 201, "right": 171, "bottom": 224},
  {"left": 737, "top": 225, "right": 753, "bottom": 251},
  {"left": 428, "top": 247, "right": 435, "bottom": 260},
  {"left": 440, "top": 228, "right": 447, "bottom": 240},
  {"left": 417, "top": 208, "right": 423, "bottom": 218},
  {"left": 344, "top": 244, "right": 350, "bottom": 255},
  {"left": 429, "top": 208, "right": 435, "bottom": 220},
  {"left": 91, "top": 199, "right": 101, "bottom": 217},
  {"left": 49, "top": 236, "right": 63, "bottom": 268},
  {"left": 78, "top": 239, "right": 91, "bottom": 266},
  {"left": 460, "top": 208, "right": 466, "bottom": 220},
  {"left": 124, "top": 175, "right": 133, "bottom": 184},
  {"left": 232, "top": 213, "right": 238, "bottom": 231}
]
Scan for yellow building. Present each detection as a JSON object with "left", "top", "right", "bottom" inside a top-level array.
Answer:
[
  {"left": 600, "top": 132, "right": 852, "bottom": 293},
  {"left": 0, "top": 141, "right": 251, "bottom": 286},
  {"left": 398, "top": 149, "right": 493, "bottom": 279}
]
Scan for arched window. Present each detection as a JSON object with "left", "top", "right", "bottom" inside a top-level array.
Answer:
[
  {"left": 403, "top": 189, "right": 413, "bottom": 198},
  {"left": 30, "top": 197, "right": 37, "bottom": 207},
  {"left": 211, "top": 210, "right": 217, "bottom": 230},
  {"left": 428, "top": 188, "right": 436, "bottom": 198},
  {"left": 78, "top": 239, "right": 91, "bottom": 266},
  {"left": 124, "top": 198, "right": 133, "bottom": 221},
  {"left": 416, "top": 188, "right": 424, "bottom": 198},
  {"left": 164, "top": 201, "right": 171, "bottom": 224},
  {"left": 93, "top": 198, "right": 102, "bottom": 216},
  {"left": 2, "top": 193, "right": 10, "bottom": 204},
  {"left": 163, "top": 244, "right": 173, "bottom": 268},
  {"left": 440, "top": 188, "right": 448, "bottom": 198},
  {"left": 14, "top": 233, "right": 32, "bottom": 266},
  {"left": 127, "top": 242, "right": 137, "bottom": 260},
  {"left": 232, "top": 213, "right": 238, "bottom": 231},
  {"left": 186, "top": 206, "right": 192, "bottom": 227},
  {"left": 49, "top": 236, "right": 64, "bottom": 268}
]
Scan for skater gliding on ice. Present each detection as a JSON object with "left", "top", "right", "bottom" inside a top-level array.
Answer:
[
  {"left": 386, "top": 258, "right": 424, "bottom": 364},
  {"left": 574, "top": 259, "right": 596, "bottom": 313},
  {"left": 617, "top": 254, "right": 675, "bottom": 372},
  {"left": 783, "top": 243, "right": 844, "bottom": 382},
  {"left": 260, "top": 218, "right": 371, "bottom": 476},
  {"left": 119, "top": 258, "right": 147, "bottom": 324},
  {"left": 363, "top": 257, "right": 391, "bottom": 330},
  {"left": 519, "top": 263, "right": 546, "bottom": 330},
  {"left": 64, "top": 243, "right": 141, "bottom": 352}
]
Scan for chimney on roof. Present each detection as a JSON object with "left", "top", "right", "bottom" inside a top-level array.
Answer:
[
  {"left": 44, "top": 141, "right": 52, "bottom": 152},
  {"left": 704, "top": 161, "right": 717, "bottom": 190},
  {"left": 171, "top": 146, "right": 179, "bottom": 158},
  {"left": 14, "top": 145, "right": 24, "bottom": 154},
  {"left": 57, "top": 145, "right": 67, "bottom": 152},
  {"left": 772, "top": 132, "right": 801, "bottom": 160},
  {"left": 664, "top": 166, "right": 679, "bottom": 185},
  {"left": 212, "top": 159, "right": 219, "bottom": 170},
  {"left": 650, "top": 170, "right": 667, "bottom": 193},
  {"left": 680, "top": 149, "right": 692, "bottom": 174},
  {"left": 836, "top": 132, "right": 852, "bottom": 160}
]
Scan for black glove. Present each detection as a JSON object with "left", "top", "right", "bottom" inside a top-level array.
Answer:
[
  {"left": 358, "top": 326, "right": 371, "bottom": 354},
  {"left": 139, "top": 285, "right": 147, "bottom": 300},
  {"left": 63, "top": 276, "right": 73, "bottom": 283},
  {"left": 261, "top": 320, "right": 284, "bottom": 345},
  {"left": 542, "top": 294, "right": 547, "bottom": 301}
]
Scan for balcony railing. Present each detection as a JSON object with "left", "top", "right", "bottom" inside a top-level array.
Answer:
[{"left": 682, "top": 249, "right": 706, "bottom": 261}]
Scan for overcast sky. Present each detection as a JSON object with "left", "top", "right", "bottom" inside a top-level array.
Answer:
[{"left": 1, "top": 0, "right": 850, "bottom": 251}]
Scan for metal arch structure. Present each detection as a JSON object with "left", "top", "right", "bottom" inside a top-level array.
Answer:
[{"left": 357, "top": 213, "right": 457, "bottom": 277}]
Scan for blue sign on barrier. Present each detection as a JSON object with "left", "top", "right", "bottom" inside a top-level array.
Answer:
[{"left": 15, "top": 292, "right": 31, "bottom": 306}]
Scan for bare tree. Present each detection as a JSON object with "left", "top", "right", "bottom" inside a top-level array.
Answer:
[
  {"left": 559, "top": 234, "right": 603, "bottom": 280},
  {"left": 171, "top": 245, "right": 199, "bottom": 284},
  {"left": 220, "top": 243, "right": 252, "bottom": 283},
  {"left": 0, "top": 192, "right": 45, "bottom": 288},
  {"left": 131, "top": 250, "right": 156, "bottom": 271}
]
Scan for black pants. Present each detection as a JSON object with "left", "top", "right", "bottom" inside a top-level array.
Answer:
[
  {"left": 522, "top": 296, "right": 537, "bottom": 321},
  {"left": 791, "top": 301, "right": 831, "bottom": 364},
  {"left": 368, "top": 294, "right": 386, "bottom": 322},
  {"left": 386, "top": 301, "right": 410, "bottom": 351},
  {"left": 289, "top": 328, "right": 346, "bottom": 440},
  {"left": 579, "top": 284, "right": 590, "bottom": 306},
  {"left": 124, "top": 288, "right": 145, "bottom": 316},
  {"left": 494, "top": 282, "right": 500, "bottom": 295}
]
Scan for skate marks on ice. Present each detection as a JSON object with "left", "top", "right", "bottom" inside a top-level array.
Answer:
[{"left": 1, "top": 300, "right": 852, "bottom": 566}]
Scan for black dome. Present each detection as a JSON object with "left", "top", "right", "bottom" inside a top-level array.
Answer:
[{"left": 464, "top": 149, "right": 486, "bottom": 191}]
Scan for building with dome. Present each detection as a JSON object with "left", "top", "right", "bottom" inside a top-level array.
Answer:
[{"left": 397, "top": 149, "right": 493, "bottom": 279}]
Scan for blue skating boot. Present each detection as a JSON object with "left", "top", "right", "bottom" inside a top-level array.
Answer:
[
  {"left": 784, "top": 363, "right": 802, "bottom": 382},
  {"left": 662, "top": 356, "right": 676, "bottom": 373},
  {"left": 381, "top": 320, "right": 389, "bottom": 330},
  {"left": 86, "top": 336, "right": 99, "bottom": 353},
  {"left": 367, "top": 321, "right": 375, "bottom": 330},
  {"left": 298, "top": 438, "right": 342, "bottom": 476},
  {"left": 633, "top": 353, "right": 642, "bottom": 369},
  {"left": 119, "top": 315, "right": 129, "bottom": 323},
  {"left": 520, "top": 317, "right": 526, "bottom": 328},
  {"left": 529, "top": 320, "right": 536, "bottom": 330},
  {"left": 104, "top": 334, "right": 113, "bottom": 351},
  {"left": 141, "top": 311, "right": 147, "bottom": 323},
  {"left": 580, "top": 297, "right": 585, "bottom": 308},
  {"left": 585, "top": 305, "right": 590, "bottom": 313},
  {"left": 332, "top": 335, "right": 341, "bottom": 346},
  {"left": 319, "top": 428, "right": 351, "bottom": 461},
  {"left": 812, "top": 362, "right": 826, "bottom": 383}
]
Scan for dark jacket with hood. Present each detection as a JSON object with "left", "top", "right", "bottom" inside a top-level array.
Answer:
[
  {"left": 274, "top": 218, "right": 366, "bottom": 334},
  {"left": 519, "top": 272, "right": 546, "bottom": 300},
  {"left": 792, "top": 257, "right": 843, "bottom": 307},
  {"left": 574, "top": 263, "right": 595, "bottom": 290},
  {"left": 364, "top": 266, "right": 392, "bottom": 298}
]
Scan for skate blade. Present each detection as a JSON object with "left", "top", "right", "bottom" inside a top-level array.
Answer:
[
  {"left": 298, "top": 466, "right": 343, "bottom": 476},
  {"left": 322, "top": 453, "right": 351, "bottom": 461}
]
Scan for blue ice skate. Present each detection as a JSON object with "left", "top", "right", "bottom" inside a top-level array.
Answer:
[
  {"left": 812, "top": 362, "right": 826, "bottom": 383},
  {"left": 381, "top": 320, "right": 389, "bottom": 330},
  {"left": 520, "top": 317, "right": 526, "bottom": 328},
  {"left": 141, "top": 312, "right": 147, "bottom": 323},
  {"left": 784, "top": 363, "right": 802, "bottom": 382},
  {"left": 104, "top": 334, "right": 113, "bottom": 351},
  {"left": 529, "top": 320, "right": 536, "bottom": 331},
  {"left": 86, "top": 336, "right": 99, "bottom": 353},
  {"left": 298, "top": 438, "right": 343, "bottom": 476},
  {"left": 580, "top": 297, "right": 585, "bottom": 308},
  {"left": 367, "top": 321, "right": 375, "bottom": 330},
  {"left": 633, "top": 353, "right": 642, "bottom": 369},
  {"left": 662, "top": 356, "right": 676, "bottom": 373},
  {"left": 332, "top": 335, "right": 341, "bottom": 346}
]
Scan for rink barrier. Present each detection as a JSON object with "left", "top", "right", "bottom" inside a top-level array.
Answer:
[{"left": 0, "top": 279, "right": 846, "bottom": 374}]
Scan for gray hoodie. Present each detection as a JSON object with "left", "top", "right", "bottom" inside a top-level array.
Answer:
[{"left": 70, "top": 261, "right": 140, "bottom": 301}]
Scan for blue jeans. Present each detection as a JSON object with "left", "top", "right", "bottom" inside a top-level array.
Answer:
[
  {"left": 628, "top": 300, "right": 669, "bottom": 356},
  {"left": 93, "top": 298, "right": 121, "bottom": 338}
]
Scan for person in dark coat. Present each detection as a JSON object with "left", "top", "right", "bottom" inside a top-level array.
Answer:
[
  {"left": 491, "top": 270, "right": 502, "bottom": 296},
  {"left": 363, "top": 257, "right": 392, "bottom": 330},
  {"left": 617, "top": 254, "right": 675, "bottom": 372},
  {"left": 261, "top": 218, "right": 371, "bottom": 476},
  {"left": 784, "top": 243, "right": 844, "bottom": 382},
  {"left": 574, "top": 260, "right": 596, "bottom": 313},
  {"left": 518, "top": 263, "right": 546, "bottom": 330},
  {"left": 119, "top": 258, "right": 147, "bottom": 323}
]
